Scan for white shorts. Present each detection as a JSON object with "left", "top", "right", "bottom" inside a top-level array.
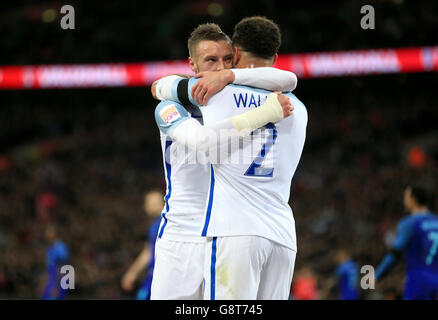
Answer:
[
  {"left": 203, "top": 236, "right": 296, "bottom": 300},
  {"left": 150, "top": 237, "right": 205, "bottom": 300}
]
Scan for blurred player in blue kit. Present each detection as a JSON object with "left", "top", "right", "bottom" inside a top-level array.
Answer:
[
  {"left": 121, "top": 190, "right": 163, "bottom": 300},
  {"left": 334, "top": 249, "right": 360, "bottom": 300},
  {"left": 321, "top": 249, "right": 360, "bottom": 300},
  {"left": 41, "top": 225, "right": 69, "bottom": 300},
  {"left": 376, "top": 185, "right": 438, "bottom": 299}
]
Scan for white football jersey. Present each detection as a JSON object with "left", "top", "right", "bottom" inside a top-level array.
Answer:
[
  {"left": 153, "top": 68, "right": 301, "bottom": 245},
  {"left": 156, "top": 129, "right": 210, "bottom": 242},
  {"left": 196, "top": 82, "right": 308, "bottom": 251}
]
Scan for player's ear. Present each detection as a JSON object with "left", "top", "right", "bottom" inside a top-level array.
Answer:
[
  {"left": 233, "top": 46, "right": 241, "bottom": 66},
  {"left": 188, "top": 57, "right": 197, "bottom": 73},
  {"left": 272, "top": 53, "right": 278, "bottom": 66}
]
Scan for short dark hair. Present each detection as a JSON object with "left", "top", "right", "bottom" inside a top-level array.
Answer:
[
  {"left": 187, "top": 23, "right": 231, "bottom": 58},
  {"left": 232, "top": 16, "right": 281, "bottom": 60},
  {"left": 410, "top": 185, "right": 430, "bottom": 207}
]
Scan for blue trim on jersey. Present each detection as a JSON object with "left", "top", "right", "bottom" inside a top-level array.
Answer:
[
  {"left": 158, "top": 215, "right": 168, "bottom": 239},
  {"left": 158, "top": 140, "right": 173, "bottom": 238},
  {"left": 210, "top": 237, "right": 217, "bottom": 300},
  {"left": 188, "top": 77, "right": 200, "bottom": 107},
  {"left": 201, "top": 165, "right": 215, "bottom": 236}
]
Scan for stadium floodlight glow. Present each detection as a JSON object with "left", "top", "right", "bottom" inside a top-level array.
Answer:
[{"left": 0, "top": 46, "right": 437, "bottom": 90}]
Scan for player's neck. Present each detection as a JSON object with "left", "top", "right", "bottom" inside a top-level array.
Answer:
[
  {"left": 411, "top": 206, "right": 429, "bottom": 215},
  {"left": 237, "top": 53, "right": 273, "bottom": 68}
]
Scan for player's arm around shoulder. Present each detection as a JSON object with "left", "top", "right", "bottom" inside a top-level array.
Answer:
[
  {"left": 232, "top": 67, "right": 298, "bottom": 92},
  {"left": 191, "top": 68, "right": 298, "bottom": 106},
  {"left": 152, "top": 75, "right": 188, "bottom": 102},
  {"left": 154, "top": 99, "right": 216, "bottom": 153}
]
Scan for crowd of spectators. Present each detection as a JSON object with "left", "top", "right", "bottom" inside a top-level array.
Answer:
[
  {"left": 292, "top": 74, "right": 438, "bottom": 299},
  {"left": 1, "top": 0, "right": 437, "bottom": 65},
  {"left": 0, "top": 89, "right": 165, "bottom": 298},
  {"left": 1, "top": 0, "right": 437, "bottom": 299}
]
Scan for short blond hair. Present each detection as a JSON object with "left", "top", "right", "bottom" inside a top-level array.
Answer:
[{"left": 187, "top": 23, "right": 231, "bottom": 58}]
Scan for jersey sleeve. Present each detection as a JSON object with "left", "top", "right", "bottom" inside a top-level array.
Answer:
[
  {"left": 375, "top": 217, "right": 415, "bottom": 280},
  {"left": 232, "top": 67, "right": 298, "bottom": 92},
  {"left": 154, "top": 100, "right": 191, "bottom": 136},
  {"left": 155, "top": 75, "right": 187, "bottom": 102},
  {"left": 392, "top": 217, "right": 415, "bottom": 250},
  {"left": 156, "top": 76, "right": 202, "bottom": 108},
  {"left": 375, "top": 253, "right": 397, "bottom": 281}
]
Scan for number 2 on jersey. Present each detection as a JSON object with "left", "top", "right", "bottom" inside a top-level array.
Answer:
[{"left": 244, "top": 123, "right": 277, "bottom": 177}]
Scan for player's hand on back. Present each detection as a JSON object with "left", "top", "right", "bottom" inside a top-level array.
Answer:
[
  {"left": 192, "top": 69, "right": 235, "bottom": 106},
  {"left": 276, "top": 92, "right": 294, "bottom": 118}
]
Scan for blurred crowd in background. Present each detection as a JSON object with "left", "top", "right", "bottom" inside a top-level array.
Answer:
[
  {"left": 1, "top": 0, "right": 437, "bottom": 299},
  {"left": 1, "top": 0, "right": 437, "bottom": 65}
]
